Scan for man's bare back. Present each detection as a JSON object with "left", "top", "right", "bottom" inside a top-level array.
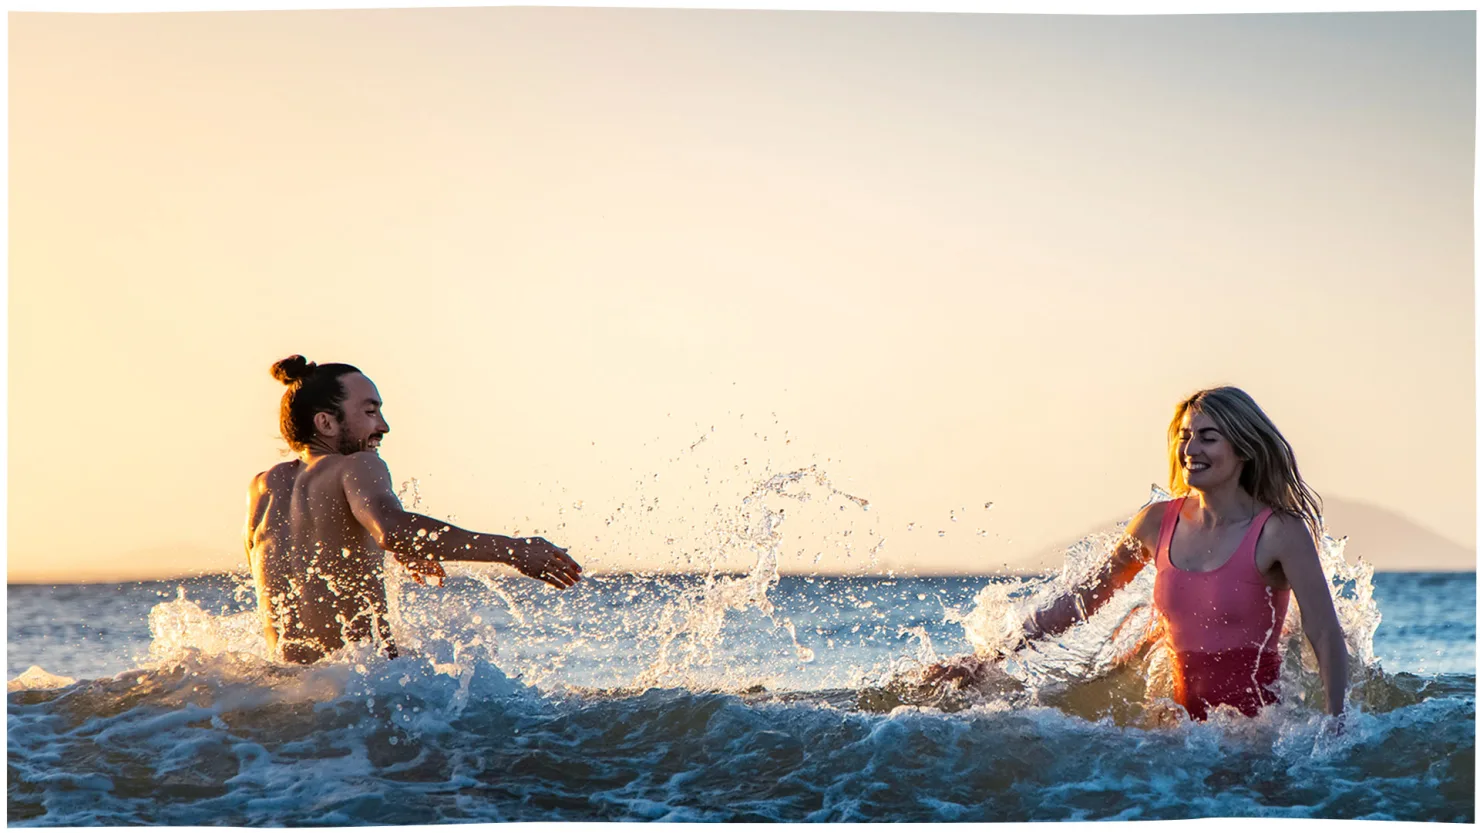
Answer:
[
  {"left": 245, "top": 455, "right": 397, "bottom": 663},
  {"left": 246, "top": 357, "right": 583, "bottom": 664}
]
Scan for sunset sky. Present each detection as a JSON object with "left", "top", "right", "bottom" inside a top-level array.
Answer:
[{"left": 9, "top": 8, "right": 1474, "bottom": 582}]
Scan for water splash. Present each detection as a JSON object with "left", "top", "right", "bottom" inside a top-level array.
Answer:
[
  {"left": 148, "top": 585, "right": 267, "bottom": 662},
  {"left": 60, "top": 459, "right": 1394, "bottom": 736},
  {"left": 633, "top": 467, "right": 870, "bottom": 688},
  {"left": 7, "top": 666, "right": 76, "bottom": 693}
]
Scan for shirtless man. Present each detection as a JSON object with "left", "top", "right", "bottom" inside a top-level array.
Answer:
[{"left": 244, "top": 355, "right": 583, "bottom": 663}]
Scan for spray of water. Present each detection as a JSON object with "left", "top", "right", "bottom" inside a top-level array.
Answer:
[
  {"left": 633, "top": 467, "right": 868, "bottom": 689},
  {"left": 118, "top": 452, "right": 1390, "bottom": 730}
]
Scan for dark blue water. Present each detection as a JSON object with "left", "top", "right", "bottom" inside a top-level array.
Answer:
[{"left": 7, "top": 572, "right": 1474, "bottom": 822}]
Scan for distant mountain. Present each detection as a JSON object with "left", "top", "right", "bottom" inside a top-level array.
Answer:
[
  {"left": 1320, "top": 496, "right": 1474, "bottom": 571},
  {"left": 1025, "top": 495, "right": 1474, "bottom": 572}
]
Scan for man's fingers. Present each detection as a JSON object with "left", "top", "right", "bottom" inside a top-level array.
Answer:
[
  {"left": 518, "top": 545, "right": 582, "bottom": 588},
  {"left": 541, "top": 561, "right": 581, "bottom": 588},
  {"left": 541, "top": 549, "right": 582, "bottom": 578}
]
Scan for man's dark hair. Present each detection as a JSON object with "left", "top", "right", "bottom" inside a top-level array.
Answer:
[{"left": 271, "top": 355, "right": 362, "bottom": 451}]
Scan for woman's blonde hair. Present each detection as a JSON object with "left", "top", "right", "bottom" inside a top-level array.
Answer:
[{"left": 1167, "top": 386, "right": 1323, "bottom": 540}]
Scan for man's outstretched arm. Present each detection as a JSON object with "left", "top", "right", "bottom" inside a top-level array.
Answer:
[{"left": 340, "top": 452, "right": 583, "bottom": 588}]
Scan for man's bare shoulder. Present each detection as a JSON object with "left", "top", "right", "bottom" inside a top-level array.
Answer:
[
  {"left": 336, "top": 451, "right": 391, "bottom": 476},
  {"left": 253, "top": 460, "right": 301, "bottom": 489},
  {"left": 335, "top": 453, "right": 401, "bottom": 522},
  {"left": 332, "top": 452, "right": 395, "bottom": 494}
]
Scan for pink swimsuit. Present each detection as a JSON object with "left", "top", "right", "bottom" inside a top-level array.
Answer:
[{"left": 1152, "top": 497, "right": 1289, "bottom": 720}]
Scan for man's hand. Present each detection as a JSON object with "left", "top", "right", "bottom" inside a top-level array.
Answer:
[
  {"left": 394, "top": 553, "right": 447, "bottom": 587},
  {"left": 508, "top": 537, "right": 583, "bottom": 589}
]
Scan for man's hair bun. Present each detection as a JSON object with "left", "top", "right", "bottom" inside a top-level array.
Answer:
[
  {"left": 270, "top": 356, "right": 363, "bottom": 451},
  {"left": 271, "top": 355, "right": 317, "bottom": 385}
]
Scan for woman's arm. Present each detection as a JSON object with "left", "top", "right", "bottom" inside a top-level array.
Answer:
[
  {"left": 922, "top": 502, "right": 1164, "bottom": 687},
  {"left": 1268, "top": 515, "right": 1347, "bottom": 716},
  {"left": 1022, "top": 501, "right": 1165, "bottom": 640}
]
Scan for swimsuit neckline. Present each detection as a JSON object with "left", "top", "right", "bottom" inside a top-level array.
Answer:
[{"left": 1164, "top": 497, "right": 1270, "bottom": 575}]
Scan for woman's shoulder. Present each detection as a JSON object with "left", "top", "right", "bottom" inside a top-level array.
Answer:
[
  {"left": 1124, "top": 499, "right": 1176, "bottom": 545},
  {"left": 1255, "top": 509, "right": 1321, "bottom": 565},
  {"left": 1259, "top": 508, "right": 1314, "bottom": 538}
]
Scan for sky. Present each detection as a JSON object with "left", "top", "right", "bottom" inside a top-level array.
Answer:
[{"left": 8, "top": 8, "right": 1475, "bottom": 582}]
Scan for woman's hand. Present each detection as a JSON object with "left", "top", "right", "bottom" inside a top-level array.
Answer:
[
  {"left": 920, "top": 637, "right": 1028, "bottom": 689},
  {"left": 921, "top": 655, "right": 989, "bottom": 688}
]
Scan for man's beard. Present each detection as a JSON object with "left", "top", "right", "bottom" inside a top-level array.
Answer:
[{"left": 337, "top": 432, "right": 381, "bottom": 455}]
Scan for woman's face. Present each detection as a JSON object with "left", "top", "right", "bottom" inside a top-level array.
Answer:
[{"left": 1177, "top": 410, "right": 1244, "bottom": 491}]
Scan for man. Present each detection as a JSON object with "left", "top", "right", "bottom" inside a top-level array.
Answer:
[{"left": 244, "top": 354, "right": 582, "bottom": 663}]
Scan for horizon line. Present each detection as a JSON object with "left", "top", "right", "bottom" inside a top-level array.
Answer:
[{"left": 8, "top": 566, "right": 1475, "bottom": 587}]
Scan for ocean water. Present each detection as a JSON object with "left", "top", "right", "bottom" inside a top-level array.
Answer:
[
  {"left": 7, "top": 474, "right": 1476, "bottom": 823},
  {"left": 8, "top": 569, "right": 1473, "bottom": 824}
]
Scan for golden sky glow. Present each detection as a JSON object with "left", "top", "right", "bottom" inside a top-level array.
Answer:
[{"left": 9, "top": 9, "right": 1475, "bottom": 581}]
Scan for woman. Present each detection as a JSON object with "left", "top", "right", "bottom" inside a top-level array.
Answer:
[{"left": 928, "top": 387, "right": 1348, "bottom": 721}]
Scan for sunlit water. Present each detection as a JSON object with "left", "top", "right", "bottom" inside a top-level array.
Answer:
[{"left": 8, "top": 475, "right": 1475, "bottom": 823}]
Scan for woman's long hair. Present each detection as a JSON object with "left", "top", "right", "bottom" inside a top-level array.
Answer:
[{"left": 1167, "top": 386, "right": 1324, "bottom": 541}]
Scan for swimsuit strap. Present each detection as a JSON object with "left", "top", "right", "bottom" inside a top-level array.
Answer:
[
  {"left": 1232, "top": 507, "right": 1276, "bottom": 568},
  {"left": 1154, "top": 497, "right": 1188, "bottom": 567}
]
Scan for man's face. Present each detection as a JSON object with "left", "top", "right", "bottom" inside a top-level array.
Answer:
[{"left": 327, "top": 372, "right": 390, "bottom": 455}]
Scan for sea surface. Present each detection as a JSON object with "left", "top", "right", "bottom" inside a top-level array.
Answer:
[
  {"left": 7, "top": 475, "right": 1476, "bottom": 823},
  {"left": 7, "top": 568, "right": 1472, "bottom": 824}
]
